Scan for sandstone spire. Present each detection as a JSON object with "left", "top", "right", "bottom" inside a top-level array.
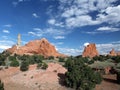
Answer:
[
  {"left": 17, "top": 34, "right": 21, "bottom": 48},
  {"left": 82, "top": 43, "right": 99, "bottom": 58},
  {"left": 109, "top": 48, "right": 117, "bottom": 56}
]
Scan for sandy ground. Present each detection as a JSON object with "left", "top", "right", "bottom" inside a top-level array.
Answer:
[
  {"left": 95, "top": 74, "right": 120, "bottom": 90},
  {"left": 0, "top": 63, "right": 70, "bottom": 90},
  {"left": 0, "top": 63, "right": 120, "bottom": 90}
]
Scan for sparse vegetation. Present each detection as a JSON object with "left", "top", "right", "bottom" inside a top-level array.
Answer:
[
  {"left": 64, "top": 57, "right": 102, "bottom": 90},
  {"left": 20, "top": 61, "right": 29, "bottom": 71},
  {"left": 41, "top": 62, "right": 48, "bottom": 70},
  {"left": 0, "top": 80, "right": 4, "bottom": 90},
  {"left": 58, "top": 57, "right": 65, "bottom": 62},
  {"left": 48, "top": 56, "right": 54, "bottom": 60}
]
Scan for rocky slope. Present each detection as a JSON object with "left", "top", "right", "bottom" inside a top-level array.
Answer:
[
  {"left": 6, "top": 38, "right": 65, "bottom": 57},
  {"left": 82, "top": 43, "right": 99, "bottom": 58}
]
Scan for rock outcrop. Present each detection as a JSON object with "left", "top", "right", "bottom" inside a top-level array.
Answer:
[
  {"left": 6, "top": 38, "right": 66, "bottom": 57},
  {"left": 82, "top": 43, "right": 99, "bottom": 58},
  {"left": 109, "top": 49, "right": 120, "bottom": 56},
  {"left": 109, "top": 49, "right": 117, "bottom": 56}
]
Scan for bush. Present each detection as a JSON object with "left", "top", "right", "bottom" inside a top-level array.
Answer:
[
  {"left": 41, "top": 62, "right": 48, "bottom": 69},
  {"left": 117, "top": 71, "right": 120, "bottom": 84},
  {"left": 37, "top": 62, "right": 42, "bottom": 69},
  {"left": 20, "top": 61, "right": 29, "bottom": 71},
  {"left": 59, "top": 57, "right": 65, "bottom": 62},
  {"left": 64, "top": 58, "right": 102, "bottom": 90},
  {"left": 9, "top": 56, "right": 16, "bottom": 61},
  {"left": 10, "top": 60, "right": 19, "bottom": 67},
  {"left": 0, "top": 80, "right": 4, "bottom": 90},
  {"left": 48, "top": 56, "right": 54, "bottom": 60}
]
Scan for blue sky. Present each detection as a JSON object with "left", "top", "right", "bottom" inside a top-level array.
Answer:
[{"left": 0, "top": 0, "right": 120, "bottom": 56}]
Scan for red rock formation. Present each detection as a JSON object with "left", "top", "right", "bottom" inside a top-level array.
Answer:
[
  {"left": 6, "top": 38, "right": 66, "bottom": 57},
  {"left": 82, "top": 43, "right": 99, "bottom": 58},
  {"left": 109, "top": 49, "right": 120, "bottom": 56},
  {"left": 109, "top": 49, "right": 117, "bottom": 56}
]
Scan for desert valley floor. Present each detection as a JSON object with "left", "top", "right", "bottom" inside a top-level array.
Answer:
[{"left": 0, "top": 63, "right": 120, "bottom": 90}]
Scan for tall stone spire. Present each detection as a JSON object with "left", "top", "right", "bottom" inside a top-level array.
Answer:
[{"left": 17, "top": 34, "right": 21, "bottom": 49}]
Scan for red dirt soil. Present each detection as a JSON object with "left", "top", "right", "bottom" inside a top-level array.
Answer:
[{"left": 0, "top": 63, "right": 120, "bottom": 90}]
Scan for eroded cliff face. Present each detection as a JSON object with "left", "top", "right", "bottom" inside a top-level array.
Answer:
[
  {"left": 6, "top": 38, "right": 65, "bottom": 57},
  {"left": 82, "top": 43, "right": 99, "bottom": 58}
]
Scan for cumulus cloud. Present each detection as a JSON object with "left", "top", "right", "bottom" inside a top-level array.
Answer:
[
  {"left": 48, "top": 19, "right": 56, "bottom": 25},
  {"left": 2, "top": 30, "right": 10, "bottom": 33},
  {"left": 47, "top": 0, "right": 119, "bottom": 30},
  {"left": 84, "top": 42, "right": 89, "bottom": 47}
]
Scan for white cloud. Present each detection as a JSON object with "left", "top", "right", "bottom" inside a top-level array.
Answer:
[
  {"left": 97, "top": 5, "right": 120, "bottom": 24},
  {"left": 96, "top": 42, "right": 120, "bottom": 54},
  {"left": 84, "top": 42, "right": 89, "bottom": 47},
  {"left": 66, "top": 15, "right": 100, "bottom": 28},
  {"left": 58, "top": 47, "right": 81, "bottom": 56},
  {"left": 2, "top": 30, "right": 10, "bottom": 33},
  {"left": 3, "top": 24, "right": 12, "bottom": 27},
  {"left": 18, "top": 0, "right": 24, "bottom": 2},
  {"left": 32, "top": 13, "right": 39, "bottom": 18},
  {"left": 0, "top": 40, "right": 15, "bottom": 52},
  {"left": 28, "top": 31, "right": 42, "bottom": 37},
  {"left": 46, "top": 0, "right": 119, "bottom": 29},
  {"left": 97, "top": 26, "right": 120, "bottom": 32},
  {"left": 48, "top": 19, "right": 56, "bottom": 25},
  {"left": 54, "top": 36, "right": 65, "bottom": 39}
]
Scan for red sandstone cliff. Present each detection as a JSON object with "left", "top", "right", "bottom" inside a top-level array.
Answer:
[
  {"left": 82, "top": 43, "right": 99, "bottom": 58},
  {"left": 6, "top": 38, "right": 66, "bottom": 57}
]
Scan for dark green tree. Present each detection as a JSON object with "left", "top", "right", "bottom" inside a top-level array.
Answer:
[
  {"left": 59, "top": 57, "right": 65, "bottom": 62},
  {"left": 10, "top": 60, "right": 19, "bottom": 67},
  {"left": 20, "top": 61, "right": 29, "bottom": 71},
  {"left": 64, "top": 58, "right": 102, "bottom": 90}
]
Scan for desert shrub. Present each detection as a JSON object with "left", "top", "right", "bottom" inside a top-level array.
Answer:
[
  {"left": 41, "top": 62, "right": 48, "bottom": 69},
  {"left": 10, "top": 60, "right": 19, "bottom": 67},
  {"left": 37, "top": 62, "right": 42, "bottom": 69},
  {"left": 9, "top": 56, "right": 16, "bottom": 61},
  {"left": 59, "top": 57, "right": 65, "bottom": 62},
  {"left": 0, "top": 80, "right": 4, "bottom": 90},
  {"left": 117, "top": 71, "right": 120, "bottom": 84},
  {"left": 20, "top": 61, "right": 29, "bottom": 71},
  {"left": 64, "top": 58, "right": 102, "bottom": 90},
  {"left": 32, "top": 55, "right": 43, "bottom": 63},
  {"left": 48, "top": 56, "right": 54, "bottom": 60},
  {"left": 0, "top": 54, "right": 6, "bottom": 66},
  {"left": 88, "top": 60, "right": 94, "bottom": 64}
]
